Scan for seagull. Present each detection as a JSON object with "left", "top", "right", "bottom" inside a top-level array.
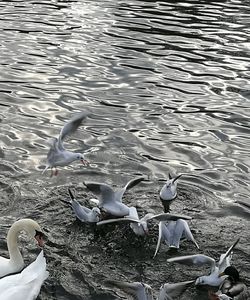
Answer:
[
  {"left": 167, "top": 238, "right": 240, "bottom": 287},
  {"left": 97, "top": 206, "right": 193, "bottom": 236},
  {"left": 65, "top": 188, "right": 101, "bottom": 223},
  {"left": 105, "top": 278, "right": 195, "bottom": 300},
  {"left": 153, "top": 219, "right": 199, "bottom": 258},
  {"left": 43, "top": 111, "right": 89, "bottom": 176},
  {"left": 159, "top": 174, "right": 182, "bottom": 212},
  {"left": 83, "top": 176, "right": 145, "bottom": 217}
]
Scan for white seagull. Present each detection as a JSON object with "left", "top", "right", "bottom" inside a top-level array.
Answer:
[
  {"left": 43, "top": 111, "right": 89, "bottom": 177},
  {"left": 97, "top": 206, "right": 192, "bottom": 237},
  {"left": 153, "top": 219, "right": 199, "bottom": 258},
  {"left": 105, "top": 279, "right": 195, "bottom": 300},
  {"left": 159, "top": 174, "right": 182, "bottom": 212},
  {"left": 66, "top": 188, "right": 101, "bottom": 223},
  {"left": 83, "top": 176, "right": 145, "bottom": 217},
  {"left": 167, "top": 238, "right": 240, "bottom": 287}
]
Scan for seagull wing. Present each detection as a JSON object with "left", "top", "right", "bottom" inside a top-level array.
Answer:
[
  {"left": 153, "top": 221, "right": 170, "bottom": 258},
  {"left": 169, "top": 220, "right": 186, "bottom": 249},
  {"left": 105, "top": 280, "right": 150, "bottom": 300},
  {"left": 43, "top": 138, "right": 61, "bottom": 172},
  {"left": 58, "top": 111, "right": 89, "bottom": 149},
  {"left": 167, "top": 254, "right": 216, "bottom": 269},
  {"left": 181, "top": 220, "right": 199, "bottom": 249},
  {"left": 218, "top": 238, "right": 240, "bottom": 272},
  {"left": 115, "top": 176, "right": 145, "bottom": 202},
  {"left": 97, "top": 217, "right": 139, "bottom": 226},
  {"left": 83, "top": 181, "right": 115, "bottom": 205},
  {"left": 147, "top": 213, "right": 192, "bottom": 222},
  {"left": 158, "top": 280, "right": 195, "bottom": 300}
]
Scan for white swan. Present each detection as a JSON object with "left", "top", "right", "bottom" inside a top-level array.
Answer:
[
  {"left": 0, "top": 219, "right": 44, "bottom": 278},
  {"left": 0, "top": 250, "right": 48, "bottom": 300}
]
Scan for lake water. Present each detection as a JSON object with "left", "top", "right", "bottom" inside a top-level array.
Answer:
[{"left": 0, "top": 0, "right": 249, "bottom": 299}]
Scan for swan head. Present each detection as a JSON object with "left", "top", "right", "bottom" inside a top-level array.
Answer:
[{"left": 12, "top": 219, "right": 45, "bottom": 247}]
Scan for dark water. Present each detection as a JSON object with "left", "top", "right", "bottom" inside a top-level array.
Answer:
[{"left": 0, "top": 0, "right": 249, "bottom": 299}]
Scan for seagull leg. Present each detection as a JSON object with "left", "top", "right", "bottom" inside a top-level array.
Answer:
[{"left": 54, "top": 168, "right": 59, "bottom": 176}]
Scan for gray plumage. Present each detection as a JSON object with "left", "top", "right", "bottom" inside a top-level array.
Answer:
[
  {"left": 154, "top": 219, "right": 199, "bottom": 258},
  {"left": 97, "top": 206, "right": 192, "bottom": 236},
  {"left": 167, "top": 238, "right": 240, "bottom": 287},
  {"left": 67, "top": 188, "right": 100, "bottom": 223},
  {"left": 105, "top": 279, "right": 194, "bottom": 300},
  {"left": 83, "top": 176, "right": 145, "bottom": 217},
  {"left": 159, "top": 174, "right": 182, "bottom": 212},
  {"left": 43, "top": 111, "right": 89, "bottom": 176}
]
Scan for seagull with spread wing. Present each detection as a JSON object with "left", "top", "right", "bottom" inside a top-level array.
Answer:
[
  {"left": 153, "top": 219, "right": 199, "bottom": 258},
  {"left": 97, "top": 206, "right": 193, "bottom": 237},
  {"left": 83, "top": 176, "right": 145, "bottom": 217},
  {"left": 43, "top": 111, "right": 89, "bottom": 177},
  {"left": 105, "top": 279, "right": 195, "bottom": 300},
  {"left": 167, "top": 238, "right": 240, "bottom": 287}
]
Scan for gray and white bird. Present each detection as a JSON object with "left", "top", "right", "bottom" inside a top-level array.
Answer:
[
  {"left": 67, "top": 188, "right": 101, "bottom": 223},
  {"left": 83, "top": 176, "right": 145, "bottom": 217},
  {"left": 159, "top": 174, "right": 182, "bottom": 212},
  {"left": 153, "top": 219, "right": 199, "bottom": 258},
  {"left": 105, "top": 279, "right": 195, "bottom": 300},
  {"left": 43, "top": 111, "right": 89, "bottom": 177},
  {"left": 167, "top": 238, "right": 240, "bottom": 287},
  {"left": 97, "top": 206, "right": 192, "bottom": 236}
]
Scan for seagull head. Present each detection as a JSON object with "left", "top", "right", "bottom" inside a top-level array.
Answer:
[
  {"left": 75, "top": 153, "right": 89, "bottom": 166},
  {"left": 92, "top": 207, "right": 101, "bottom": 221}
]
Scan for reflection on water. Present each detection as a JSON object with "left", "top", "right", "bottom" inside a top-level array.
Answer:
[{"left": 0, "top": 0, "right": 249, "bottom": 299}]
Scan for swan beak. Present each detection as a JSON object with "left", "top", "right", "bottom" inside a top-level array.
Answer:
[
  {"left": 35, "top": 231, "right": 45, "bottom": 247},
  {"left": 81, "top": 159, "right": 89, "bottom": 166}
]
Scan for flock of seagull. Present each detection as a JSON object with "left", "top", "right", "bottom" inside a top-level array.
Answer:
[{"left": 0, "top": 112, "right": 249, "bottom": 300}]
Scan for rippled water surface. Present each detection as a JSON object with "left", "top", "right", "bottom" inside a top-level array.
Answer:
[{"left": 0, "top": 0, "right": 249, "bottom": 299}]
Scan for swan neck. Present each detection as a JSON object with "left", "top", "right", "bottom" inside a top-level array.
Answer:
[{"left": 7, "top": 223, "right": 24, "bottom": 265}]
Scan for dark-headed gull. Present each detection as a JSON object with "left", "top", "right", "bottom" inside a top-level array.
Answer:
[
  {"left": 97, "top": 206, "right": 192, "bottom": 236},
  {"left": 43, "top": 111, "right": 89, "bottom": 177},
  {"left": 153, "top": 219, "right": 199, "bottom": 257},
  {"left": 160, "top": 174, "right": 182, "bottom": 212},
  {"left": 67, "top": 189, "right": 101, "bottom": 223},
  {"left": 83, "top": 176, "right": 145, "bottom": 217},
  {"left": 105, "top": 278, "right": 195, "bottom": 300},
  {"left": 167, "top": 238, "right": 240, "bottom": 287}
]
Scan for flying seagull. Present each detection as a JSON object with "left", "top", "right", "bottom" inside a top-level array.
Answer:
[{"left": 43, "top": 111, "right": 89, "bottom": 176}]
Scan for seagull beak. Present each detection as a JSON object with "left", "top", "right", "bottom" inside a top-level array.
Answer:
[
  {"left": 81, "top": 159, "right": 89, "bottom": 166},
  {"left": 35, "top": 231, "right": 45, "bottom": 247}
]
